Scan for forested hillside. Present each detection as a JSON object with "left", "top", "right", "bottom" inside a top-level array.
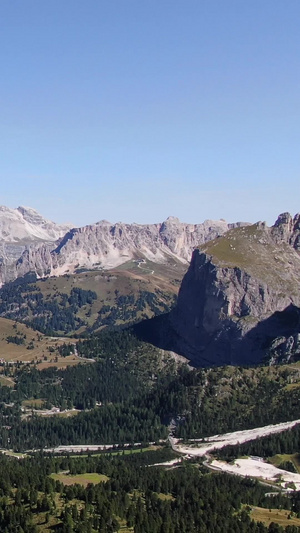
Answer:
[
  {"left": 0, "top": 266, "right": 179, "bottom": 335},
  {"left": 1, "top": 329, "right": 300, "bottom": 451},
  {"left": 1, "top": 289, "right": 300, "bottom": 531}
]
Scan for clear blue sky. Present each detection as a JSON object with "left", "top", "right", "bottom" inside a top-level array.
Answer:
[{"left": 0, "top": 0, "right": 299, "bottom": 227}]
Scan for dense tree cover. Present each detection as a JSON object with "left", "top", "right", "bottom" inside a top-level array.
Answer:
[
  {"left": 13, "top": 359, "right": 146, "bottom": 409},
  {"left": 0, "top": 331, "right": 175, "bottom": 449},
  {"left": 89, "top": 290, "right": 175, "bottom": 332},
  {"left": 1, "top": 329, "right": 300, "bottom": 449},
  {"left": 134, "top": 366, "right": 300, "bottom": 440},
  {"left": 0, "top": 361, "right": 167, "bottom": 450},
  {"left": 75, "top": 332, "right": 300, "bottom": 439},
  {"left": 0, "top": 330, "right": 153, "bottom": 410},
  {"left": 1, "top": 403, "right": 166, "bottom": 450},
  {"left": 76, "top": 328, "right": 142, "bottom": 358},
  {"left": 278, "top": 460, "right": 298, "bottom": 473},
  {"left": 0, "top": 279, "right": 96, "bottom": 334},
  {"left": 6, "top": 333, "right": 25, "bottom": 345},
  {"left": 0, "top": 449, "right": 297, "bottom": 532}
]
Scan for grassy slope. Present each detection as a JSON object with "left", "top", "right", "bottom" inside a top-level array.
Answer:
[
  {"left": 50, "top": 472, "right": 109, "bottom": 486},
  {"left": 200, "top": 223, "right": 300, "bottom": 295},
  {"left": 0, "top": 374, "right": 14, "bottom": 387},
  {"left": 0, "top": 317, "right": 80, "bottom": 368},
  {"left": 250, "top": 506, "right": 300, "bottom": 528},
  {"left": 37, "top": 259, "right": 185, "bottom": 316},
  {"left": 1, "top": 259, "right": 186, "bottom": 335},
  {"left": 268, "top": 453, "right": 300, "bottom": 473}
]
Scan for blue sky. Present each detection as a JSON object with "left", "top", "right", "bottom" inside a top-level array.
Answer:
[{"left": 0, "top": 1, "right": 299, "bottom": 227}]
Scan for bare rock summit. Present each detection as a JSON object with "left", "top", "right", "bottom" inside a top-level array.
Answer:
[
  {"left": 0, "top": 206, "right": 72, "bottom": 285},
  {"left": 0, "top": 206, "right": 71, "bottom": 243},
  {"left": 14, "top": 217, "right": 248, "bottom": 282}
]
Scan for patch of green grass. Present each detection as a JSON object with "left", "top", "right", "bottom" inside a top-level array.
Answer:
[
  {"left": 0, "top": 375, "right": 14, "bottom": 387},
  {"left": 63, "top": 446, "right": 159, "bottom": 458},
  {"left": 200, "top": 225, "right": 264, "bottom": 268},
  {"left": 117, "top": 517, "right": 134, "bottom": 532},
  {"left": 199, "top": 224, "right": 300, "bottom": 295},
  {"left": 50, "top": 472, "right": 109, "bottom": 486},
  {"left": 250, "top": 506, "right": 300, "bottom": 528},
  {"left": 156, "top": 493, "right": 175, "bottom": 501},
  {"left": 105, "top": 446, "right": 155, "bottom": 456},
  {"left": 53, "top": 409, "right": 80, "bottom": 418},
  {"left": 22, "top": 398, "right": 44, "bottom": 409},
  {"left": 269, "top": 453, "right": 300, "bottom": 473},
  {"left": 284, "top": 382, "right": 300, "bottom": 391},
  {"left": 0, "top": 450, "right": 28, "bottom": 459}
]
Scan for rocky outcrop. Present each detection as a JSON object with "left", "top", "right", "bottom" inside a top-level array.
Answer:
[
  {"left": 13, "top": 217, "right": 248, "bottom": 282},
  {"left": 167, "top": 217, "right": 300, "bottom": 366},
  {"left": 0, "top": 206, "right": 71, "bottom": 243},
  {"left": 272, "top": 212, "right": 300, "bottom": 251},
  {"left": 268, "top": 329, "right": 300, "bottom": 365},
  {"left": 0, "top": 206, "right": 72, "bottom": 285}
]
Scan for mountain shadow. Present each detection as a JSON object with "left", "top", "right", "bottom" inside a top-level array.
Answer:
[
  {"left": 235, "top": 304, "right": 300, "bottom": 365},
  {"left": 134, "top": 304, "right": 300, "bottom": 368}
]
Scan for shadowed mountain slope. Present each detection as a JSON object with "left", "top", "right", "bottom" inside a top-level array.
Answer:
[{"left": 136, "top": 214, "right": 300, "bottom": 367}]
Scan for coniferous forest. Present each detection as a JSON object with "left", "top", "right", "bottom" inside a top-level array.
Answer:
[
  {"left": 1, "top": 0, "right": 299, "bottom": 529},
  {"left": 0, "top": 449, "right": 299, "bottom": 533},
  {"left": 0, "top": 328, "right": 300, "bottom": 530}
]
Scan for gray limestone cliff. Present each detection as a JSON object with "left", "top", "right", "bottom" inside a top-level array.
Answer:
[
  {"left": 168, "top": 216, "right": 300, "bottom": 366},
  {"left": 13, "top": 217, "right": 248, "bottom": 282},
  {"left": 272, "top": 212, "right": 300, "bottom": 250},
  {"left": 0, "top": 206, "right": 72, "bottom": 285}
]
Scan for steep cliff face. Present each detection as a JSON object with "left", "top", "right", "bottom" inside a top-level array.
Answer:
[
  {"left": 14, "top": 217, "right": 248, "bottom": 281},
  {"left": 272, "top": 212, "right": 300, "bottom": 251},
  {"left": 169, "top": 217, "right": 300, "bottom": 366}
]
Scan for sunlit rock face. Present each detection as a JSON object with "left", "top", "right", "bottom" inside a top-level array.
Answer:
[
  {"left": 12, "top": 216, "right": 248, "bottom": 281},
  {"left": 0, "top": 206, "right": 72, "bottom": 285}
]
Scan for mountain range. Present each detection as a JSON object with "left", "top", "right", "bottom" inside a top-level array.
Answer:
[
  {"left": 0, "top": 205, "right": 300, "bottom": 368},
  {"left": 0, "top": 206, "right": 248, "bottom": 285}
]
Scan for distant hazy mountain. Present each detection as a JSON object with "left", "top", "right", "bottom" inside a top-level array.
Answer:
[
  {"left": 0, "top": 206, "right": 72, "bottom": 285},
  {"left": 0, "top": 206, "right": 72, "bottom": 243}
]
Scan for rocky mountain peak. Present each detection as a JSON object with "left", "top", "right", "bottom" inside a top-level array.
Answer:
[
  {"left": 96, "top": 220, "right": 112, "bottom": 226},
  {"left": 0, "top": 206, "right": 73, "bottom": 285},
  {"left": 272, "top": 212, "right": 300, "bottom": 251},
  {"left": 274, "top": 211, "right": 294, "bottom": 228},
  {"left": 10, "top": 214, "right": 249, "bottom": 283},
  {"left": 0, "top": 205, "right": 72, "bottom": 244},
  {"left": 164, "top": 216, "right": 181, "bottom": 224},
  {"left": 165, "top": 214, "right": 300, "bottom": 366},
  {"left": 17, "top": 205, "right": 46, "bottom": 222}
]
